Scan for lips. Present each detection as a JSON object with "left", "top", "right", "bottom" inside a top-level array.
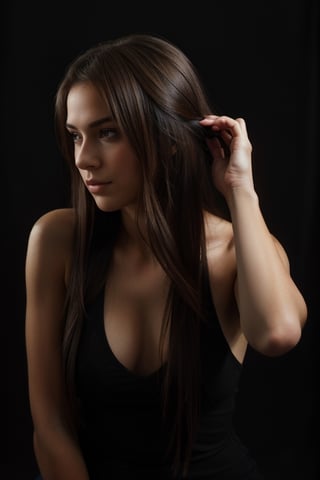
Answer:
[
  {"left": 85, "top": 179, "right": 112, "bottom": 193},
  {"left": 85, "top": 179, "right": 111, "bottom": 186}
]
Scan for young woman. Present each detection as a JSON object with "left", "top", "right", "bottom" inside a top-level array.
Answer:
[{"left": 25, "top": 33, "right": 308, "bottom": 479}]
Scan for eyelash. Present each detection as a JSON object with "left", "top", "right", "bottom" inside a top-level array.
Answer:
[
  {"left": 68, "top": 128, "right": 118, "bottom": 143},
  {"left": 100, "top": 128, "right": 117, "bottom": 139}
]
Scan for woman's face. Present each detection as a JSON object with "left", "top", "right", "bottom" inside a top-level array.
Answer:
[{"left": 66, "top": 81, "right": 142, "bottom": 212}]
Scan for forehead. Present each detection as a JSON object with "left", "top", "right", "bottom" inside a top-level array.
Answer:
[{"left": 66, "top": 82, "right": 111, "bottom": 125}]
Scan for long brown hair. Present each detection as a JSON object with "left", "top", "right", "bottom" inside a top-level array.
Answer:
[{"left": 54, "top": 33, "right": 229, "bottom": 476}]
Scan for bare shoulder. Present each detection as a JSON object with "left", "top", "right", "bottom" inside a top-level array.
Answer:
[
  {"left": 28, "top": 208, "right": 75, "bottom": 255},
  {"left": 204, "top": 211, "right": 289, "bottom": 273},
  {"left": 29, "top": 207, "right": 75, "bottom": 241},
  {"left": 26, "top": 208, "right": 76, "bottom": 286}
]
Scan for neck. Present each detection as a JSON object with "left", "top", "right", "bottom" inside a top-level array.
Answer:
[{"left": 119, "top": 207, "right": 153, "bottom": 261}]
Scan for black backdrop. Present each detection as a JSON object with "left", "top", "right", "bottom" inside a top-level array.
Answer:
[{"left": 4, "top": 1, "right": 319, "bottom": 479}]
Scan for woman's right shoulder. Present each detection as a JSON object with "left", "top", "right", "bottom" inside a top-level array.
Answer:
[
  {"left": 29, "top": 208, "right": 75, "bottom": 241},
  {"left": 27, "top": 208, "right": 76, "bottom": 262}
]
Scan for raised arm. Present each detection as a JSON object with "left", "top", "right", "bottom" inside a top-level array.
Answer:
[
  {"left": 25, "top": 209, "right": 90, "bottom": 480},
  {"left": 200, "top": 115, "right": 307, "bottom": 356}
]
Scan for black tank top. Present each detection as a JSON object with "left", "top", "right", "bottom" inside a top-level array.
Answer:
[{"left": 75, "top": 282, "right": 263, "bottom": 479}]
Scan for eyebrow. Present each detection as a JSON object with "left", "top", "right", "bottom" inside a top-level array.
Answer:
[{"left": 65, "top": 115, "right": 114, "bottom": 129}]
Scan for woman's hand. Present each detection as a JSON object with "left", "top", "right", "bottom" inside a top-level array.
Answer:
[{"left": 199, "top": 115, "right": 254, "bottom": 201}]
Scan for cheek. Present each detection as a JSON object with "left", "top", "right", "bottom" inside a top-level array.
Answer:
[
  {"left": 128, "top": 162, "right": 142, "bottom": 188},
  {"left": 119, "top": 153, "right": 141, "bottom": 180}
]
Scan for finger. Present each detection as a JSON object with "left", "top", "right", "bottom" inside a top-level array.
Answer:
[
  {"left": 207, "top": 137, "right": 229, "bottom": 160},
  {"left": 235, "top": 117, "right": 249, "bottom": 136},
  {"left": 220, "top": 129, "right": 233, "bottom": 146},
  {"left": 200, "top": 115, "right": 243, "bottom": 141}
]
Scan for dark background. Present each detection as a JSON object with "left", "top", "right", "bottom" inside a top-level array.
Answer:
[{"left": 4, "top": 0, "right": 319, "bottom": 478}]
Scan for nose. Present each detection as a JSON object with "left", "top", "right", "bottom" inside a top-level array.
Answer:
[{"left": 74, "top": 138, "right": 101, "bottom": 171}]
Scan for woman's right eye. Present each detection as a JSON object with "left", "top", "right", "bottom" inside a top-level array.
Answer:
[{"left": 68, "top": 131, "right": 81, "bottom": 143}]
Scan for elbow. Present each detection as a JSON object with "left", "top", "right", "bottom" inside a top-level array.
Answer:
[
  {"left": 260, "top": 327, "right": 302, "bottom": 357},
  {"left": 250, "top": 313, "right": 306, "bottom": 357}
]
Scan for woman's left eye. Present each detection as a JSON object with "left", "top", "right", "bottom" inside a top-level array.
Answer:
[{"left": 100, "top": 128, "right": 117, "bottom": 139}]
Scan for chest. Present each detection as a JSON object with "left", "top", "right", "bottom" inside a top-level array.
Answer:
[{"left": 103, "top": 262, "right": 170, "bottom": 376}]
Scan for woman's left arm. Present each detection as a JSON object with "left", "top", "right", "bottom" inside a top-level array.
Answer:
[{"left": 200, "top": 115, "right": 308, "bottom": 356}]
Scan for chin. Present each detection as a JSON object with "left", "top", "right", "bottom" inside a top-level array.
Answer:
[
  {"left": 91, "top": 197, "right": 116, "bottom": 212},
  {"left": 93, "top": 195, "right": 138, "bottom": 213},
  {"left": 95, "top": 203, "right": 120, "bottom": 213}
]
